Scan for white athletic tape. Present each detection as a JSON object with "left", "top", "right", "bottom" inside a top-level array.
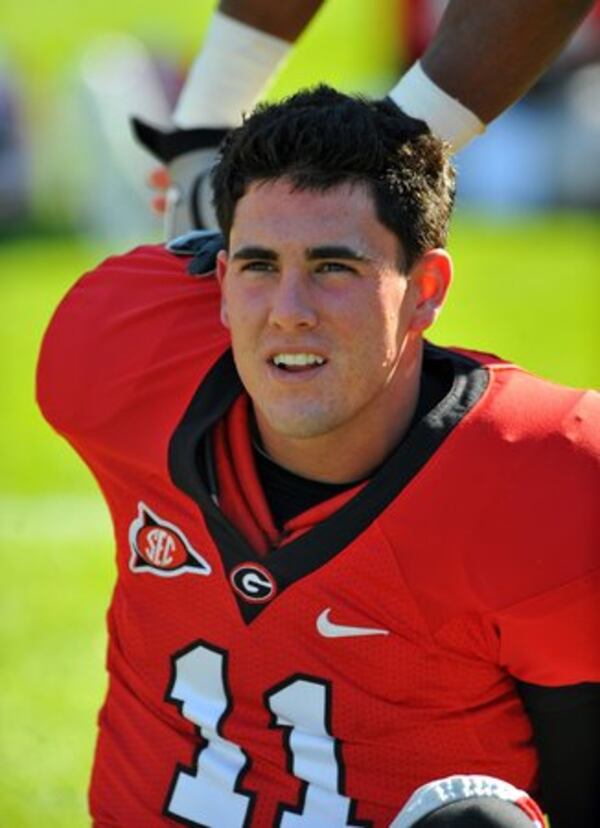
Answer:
[
  {"left": 174, "top": 11, "right": 290, "bottom": 128},
  {"left": 389, "top": 61, "right": 485, "bottom": 152}
]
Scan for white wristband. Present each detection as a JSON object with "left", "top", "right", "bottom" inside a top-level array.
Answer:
[
  {"left": 390, "top": 774, "right": 546, "bottom": 828},
  {"left": 173, "top": 11, "right": 291, "bottom": 128},
  {"left": 388, "top": 61, "right": 485, "bottom": 153}
]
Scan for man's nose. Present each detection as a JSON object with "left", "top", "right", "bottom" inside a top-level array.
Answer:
[{"left": 268, "top": 271, "right": 318, "bottom": 330}]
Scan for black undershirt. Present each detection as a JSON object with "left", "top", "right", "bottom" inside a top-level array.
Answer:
[
  {"left": 250, "top": 355, "right": 600, "bottom": 827},
  {"left": 253, "top": 355, "right": 453, "bottom": 529}
]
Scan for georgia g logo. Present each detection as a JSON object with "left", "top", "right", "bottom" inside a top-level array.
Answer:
[
  {"left": 230, "top": 562, "right": 277, "bottom": 603},
  {"left": 128, "top": 502, "right": 211, "bottom": 578}
]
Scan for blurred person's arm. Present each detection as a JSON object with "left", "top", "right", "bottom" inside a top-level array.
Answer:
[
  {"left": 172, "top": 0, "right": 595, "bottom": 136},
  {"left": 424, "top": 0, "right": 595, "bottom": 121},
  {"left": 390, "top": 0, "right": 595, "bottom": 147},
  {"left": 218, "top": 0, "right": 324, "bottom": 41}
]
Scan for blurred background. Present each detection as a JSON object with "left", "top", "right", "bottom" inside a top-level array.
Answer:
[{"left": 1, "top": 1, "right": 599, "bottom": 825}]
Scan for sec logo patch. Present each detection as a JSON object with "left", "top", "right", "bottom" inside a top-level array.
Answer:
[
  {"left": 230, "top": 563, "right": 277, "bottom": 603},
  {"left": 128, "top": 502, "right": 211, "bottom": 578}
]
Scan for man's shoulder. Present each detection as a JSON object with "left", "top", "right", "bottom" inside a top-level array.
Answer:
[
  {"left": 430, "top": 342, "right": 598, "bottom": 547},
  {"left": 441, "top": 343, "right": 599, "bottom": 447},
  {"left": 80, "top": 240, "right": 220, "bottom": 306},
  {"left": 41, "top": 240, "right": 221, "bottom": 332},
  {"left": 386, "top": 345, "right": 599, "bottom": 640},
  {"left": 36, "top": 242, "right": 227, "bottom": 438}
]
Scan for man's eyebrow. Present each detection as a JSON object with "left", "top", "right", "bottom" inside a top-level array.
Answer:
[
  {"left": 230, "top": 245, "right": 371, "bottom": 262},
  {"left": 306, "top": 245, "right": 369, "bottom": 261},
  {"left": 231, "top": 246, "right": 278, "bottom": 261}
]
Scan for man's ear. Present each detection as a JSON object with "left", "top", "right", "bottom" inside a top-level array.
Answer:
[
  {"left": 216, "top": 249, "right": 230, "bottom": 329},
  {"left": 407, "top": 249, "right": 452, "bottom": 333}
]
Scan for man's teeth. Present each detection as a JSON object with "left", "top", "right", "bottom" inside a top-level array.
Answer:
[{"left": 272, "top": 353, "right": 325, "bottom": 367}]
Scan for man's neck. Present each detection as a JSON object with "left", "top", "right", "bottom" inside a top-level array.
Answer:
[{"left": 254, "top": 346, "right": 423, "bottom": 484}]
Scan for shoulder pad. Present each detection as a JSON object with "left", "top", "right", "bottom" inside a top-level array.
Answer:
[{"left": 166, "top": 230, "right": 224, "bottom": 277}]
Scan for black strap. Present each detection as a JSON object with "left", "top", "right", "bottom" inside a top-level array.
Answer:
[{"left": 517, "top": 681, "right": 600, "bottom": 828}]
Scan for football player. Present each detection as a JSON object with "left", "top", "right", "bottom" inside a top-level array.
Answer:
[
  {"left": 133, "top": 0, "right": 595, "bottom": 236},
  {"left": 38, "top": 87, "right": 600, "bottom": 827}
]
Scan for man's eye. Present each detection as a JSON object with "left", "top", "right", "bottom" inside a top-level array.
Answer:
[
  {"left": 316, "top": 261, "right": 356, "bottom": 274},
  {"left": 241, "top": 261, "right": 276, "bottom": 272}
]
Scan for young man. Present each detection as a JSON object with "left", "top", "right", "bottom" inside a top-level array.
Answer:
[
  {"left": 134, "top": 0, "right": 595, "bottom": 235},
  {"left": 38, "top": 88, "right": 599, "bottom": 827}
]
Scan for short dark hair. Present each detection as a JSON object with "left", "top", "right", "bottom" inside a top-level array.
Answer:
[{"left": 212, "top": 85, "right": 456, "bottom": 270}]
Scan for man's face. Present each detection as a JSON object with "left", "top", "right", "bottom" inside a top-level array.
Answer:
[{"left": 217, "top": 178, "right": 446, "bottom": 446}]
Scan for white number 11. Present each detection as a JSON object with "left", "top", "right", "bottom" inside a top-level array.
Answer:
[{"left": 165, "top": 641, "right": 366, "bottom": 827}]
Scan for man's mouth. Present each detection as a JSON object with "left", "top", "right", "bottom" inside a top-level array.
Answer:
[{"left": 269, "top": 353, "right": 327, "bottom": 373}]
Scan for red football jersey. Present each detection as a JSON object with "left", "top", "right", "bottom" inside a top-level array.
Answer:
[{"left": 37, "top": 244, "right": 600, "bottom": 828}]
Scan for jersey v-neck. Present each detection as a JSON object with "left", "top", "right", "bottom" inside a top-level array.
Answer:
[
  {"left": 253, "top": 356, "right": 453, "bottom": 530},
  {"left": 212, "top": 392, "right": 367, "bottom": 556},
  {"left": 168, "top": 342, "right": 489, "bottom": 622}
]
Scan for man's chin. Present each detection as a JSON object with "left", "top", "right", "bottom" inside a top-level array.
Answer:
[{"left": 257, "top": 406, "right": 340, "bottom": 441}]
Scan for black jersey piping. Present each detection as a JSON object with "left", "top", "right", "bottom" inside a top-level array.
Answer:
[{"left": 168, "top": 343, "right": 489, "bottom": 623}]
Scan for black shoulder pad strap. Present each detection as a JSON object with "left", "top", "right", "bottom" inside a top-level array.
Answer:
[{"left": 166, "top": 230, "right": 225, "bottom": 277}]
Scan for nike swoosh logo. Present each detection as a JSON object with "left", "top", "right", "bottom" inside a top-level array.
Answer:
[{"left": 316, "top": 608, "right": 390, "bottom": 638}]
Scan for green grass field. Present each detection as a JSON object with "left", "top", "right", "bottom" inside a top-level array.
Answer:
[{"left": 1, "top": 217, "right": 598, "bottom": 826}]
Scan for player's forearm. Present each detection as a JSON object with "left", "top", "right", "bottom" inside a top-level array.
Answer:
[
  {"left": 421, "top": 0, "right": 594, "bottom": 123},
  {"left": 219, "top": 0, "right": 325, "bottom": 41}
]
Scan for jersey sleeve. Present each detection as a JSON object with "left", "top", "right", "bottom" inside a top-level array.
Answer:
[
  {"left": 496, "top": 567, "right": 600, "bottom": 686},
  {"left": 492, "top": 391, "right": 600, "bottom": 686},
  {"left": 36, "top": 244, "right": 225, "bottom": 450}
]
